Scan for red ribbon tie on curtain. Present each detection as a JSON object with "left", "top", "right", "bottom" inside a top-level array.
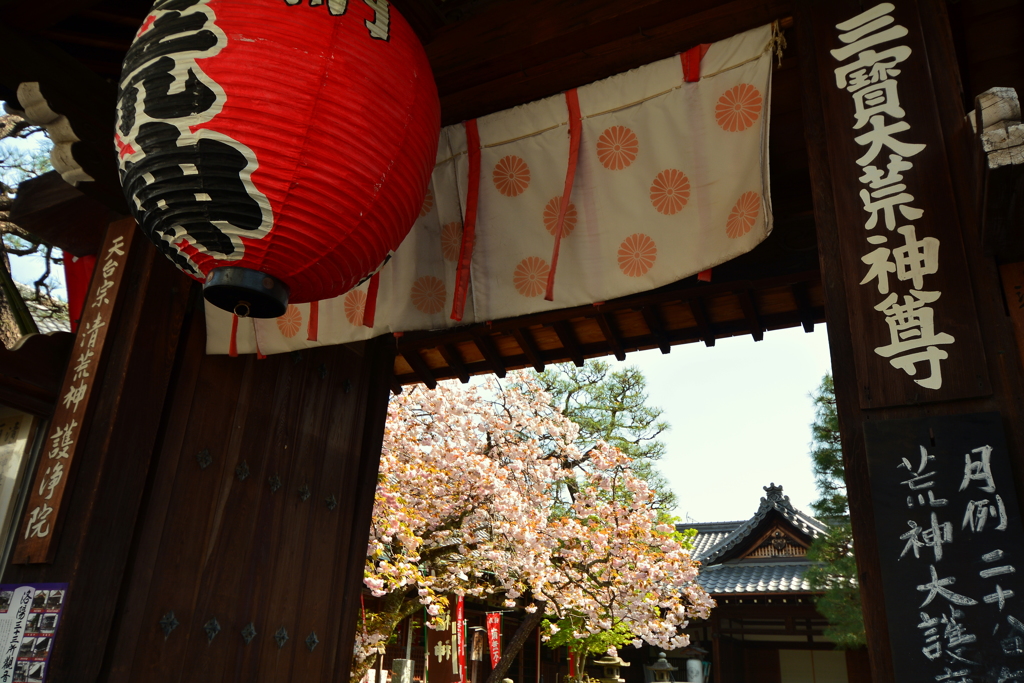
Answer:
[
  {"left": 544, "top": 89, "right": 582, "bottom": 302},
  {"left": 307, "top": 300, "right": 319, "bottom": 341},
  {"left": 451, "top": 119, "right": 481, "bottom": 321},
  {"left": 363, "top": 272, "right": 381, "bottom": 328},
  {"left": 681, "top": 43, "right": 711, "bottom": 82}
]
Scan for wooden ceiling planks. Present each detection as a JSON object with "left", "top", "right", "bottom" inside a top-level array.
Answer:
[{"left": 391, "top": 270, "right": 825, "bottom": 387}]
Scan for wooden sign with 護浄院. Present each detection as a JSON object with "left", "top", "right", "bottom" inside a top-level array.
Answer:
[
  {"left": 810, "top": 0, "right": 990, "bottom": 408},
  {"left": 865, "top": 413, "right": 1024, "bottom": 682},
  {"left": 12, "top": 219, "right": 135, "bottom": 565}
]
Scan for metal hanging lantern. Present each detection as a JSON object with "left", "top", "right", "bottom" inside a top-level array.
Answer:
[{"left": 115, "top": 0, "right": 440, "bottom": 318}]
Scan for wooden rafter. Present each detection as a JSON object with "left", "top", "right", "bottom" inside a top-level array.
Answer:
[
  {"left": 736, "top": 289, "right": 765, "bottom": 342},
  {"left": 592, "top": 310, "right": 626, "bottom": 361},
  {"left": 688, "top": 297, "right": 716, "bottom": 347},
  {"left": 392, "top": 270, "right": 826, "bottom": 385},
  {"left": 510, "top": 327, "right": 545, "bottom": 373},
  {"left": 437, "top": 343, "right": 470, "bottom": 383},
  {"left": 399, "top": 346, "right": 438, "bottom": 390},
  {"left": 790, "top": 281, "right": 815, "bottom": 333},
  {"left": 553, "top": 320, "right": 585, "bottom": 367},
  {"left": 640, "top": 305, "right": 671, "bottom": 355},
  {"left": 472, "top": 332, "right": 507, "bottom": 378}
]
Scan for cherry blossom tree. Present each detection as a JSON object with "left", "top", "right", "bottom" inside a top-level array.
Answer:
[{"left": 355, "top": 374, "right": 713, "bottom": 683}]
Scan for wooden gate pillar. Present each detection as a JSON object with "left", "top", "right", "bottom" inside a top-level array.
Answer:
[
  {"left": 2, "top": 216, "right": 396, "bottom": 682},
  {"left": 797, "top": 1, "right": 1024, "bottom": 681}
]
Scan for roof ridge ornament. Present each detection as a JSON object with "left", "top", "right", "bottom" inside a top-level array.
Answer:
[{"left": 759, "top": 482, "right": 795, "bottom": 513}]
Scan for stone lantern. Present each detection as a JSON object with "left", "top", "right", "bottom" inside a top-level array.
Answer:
[
  {"left": 645, "top": 653, "right": 677, "bottom": 683},
  {"left": 592, "top": 654, "right": 630, "bottom": 683}
]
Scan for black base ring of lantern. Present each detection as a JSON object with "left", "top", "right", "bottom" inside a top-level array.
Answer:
[{"left": 203, "top": 266, "right": 290, "bottom": 319}]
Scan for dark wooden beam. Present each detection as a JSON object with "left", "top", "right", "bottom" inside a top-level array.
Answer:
[
  {"left": 510, "top": 327, "right": 545, "bottom": 373},
  {"left": 390, "top": 375, "right": 404, "bottom": 395},
  {"left": 976, "top": 88, "right": 1024, "bottom": 262},
  {"left": 438, "top": 343, "right": 471, "bottom": 383},
  {"left": 592, "top": 310, "right": 626, "bottom": 361},
  {"left": 37, "top": 29, "right": 132, "bottom": 52},
  {"left": 0, "top": 0, "right": 111, "bottom": 32},
  {"left": 688, "top": 297, "right": 715, "bottom": 347},
  {"left": 77, "top": 8, "right": 149, "bottom": 28},
  {"left": 0, "top": 331, "right": 74, "bottom": 416},
  {"left": 0, "top": 24, "right": 125, "bottom": 213},
  {"left": 391, "top": 0, "right": 446, "bottom": 45},
  {"left": 553, "top": 320, "right": 585, "bottom": 367},
  {"left": 736, "top": 289, "right": 764, "bottom": 342},
  {"left": 472, "top": 333, "right": 507, "bottom": 378},
  {"left": 10, "top": 171, "right": 110, "bottom": 256},
  {"left": 640, "top": 305, "right": 671, "bottom": 354},
  {"left": 431, "top": 0, "right": 793, "bottom": 124},
  {"left": 790, "top": 281, "right": 815, "bottom": 333},
  {"left": 399, "top": 347, "right": 437, "bottom": 389},
  {"left": 795, "top": 2, "right": 891, "bottom": 677}
]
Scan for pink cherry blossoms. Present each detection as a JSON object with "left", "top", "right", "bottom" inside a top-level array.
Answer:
[{"left": 358, "top": 373, "right": 713, "bottom": 669}]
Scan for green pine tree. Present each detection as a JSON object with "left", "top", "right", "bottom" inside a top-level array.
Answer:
[
  {"left": 533, "top": 359, "right": 676, "bottom": 511},
  {"left": 805, "top": 373, "right": 866, "bottom": 648}
]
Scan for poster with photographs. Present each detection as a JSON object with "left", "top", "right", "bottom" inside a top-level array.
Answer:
[{"left": 0, "top": 583, "right": 67, "bottom": 683}]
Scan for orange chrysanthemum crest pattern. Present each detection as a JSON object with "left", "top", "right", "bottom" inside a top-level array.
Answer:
[
  {"left": 411, "top": 276, "right": 446, "bottom": 314},
  {"left": 344, "top": 290, "right": 367, "bottom": 326},
  {"left": 617, "top": 234, "right": 657, "bottom": 278},
  {"left": 419, "top": 191, "right": 434, "bottom": 218},
  {"left": 276, "top": 305, "right": 303, "bottom": 338},
  {"left": 441, "top": 222, "right": 463, "bottom": 262},
  {"left": 650, "top": 169, "right": 690, "bottom": 215},
  {"left": 715, "top": 84, "right": 762, "bottom": 132},
  {"left": 726, "top": 191, "right": 761, "bottom": 239},
  {"left": 493, "top": 156, "right": 531, "bottom": 197},
  {"left": 543, "top": 198, "right": 578, "bottom": 238},
  {"left": 513, "top": 257, "right": 550, "bottom": 298},
  {"left": 596, "top": 126, "right": 639, "bottom": 171}
]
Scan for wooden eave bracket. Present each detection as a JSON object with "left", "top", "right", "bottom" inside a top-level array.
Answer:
[
  {"left": 0, "top": 331, "right": 74, "bottom": 416},
  {"left": 976, "top": 87, "right": 1024, "bottom": 262}
]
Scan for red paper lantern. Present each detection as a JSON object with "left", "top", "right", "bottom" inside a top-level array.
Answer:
[{"left": 115, "top": 0, "right": 440, "bottom": 317}]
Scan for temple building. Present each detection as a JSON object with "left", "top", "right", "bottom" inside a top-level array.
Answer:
[{"left": 672, "top": 485, "right": 871, "bottom": 683}]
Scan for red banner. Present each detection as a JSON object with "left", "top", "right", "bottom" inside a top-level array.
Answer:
[
  {"left": 486, "top": 613, "right": 502, "bottom": 670},
  {"left": 456, "top": 596, "right": 466, "bottom": 683}
]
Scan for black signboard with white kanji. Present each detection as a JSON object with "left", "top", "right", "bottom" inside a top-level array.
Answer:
[
  {"left": 865, "top": 412, "right": 1024, "bottom": 682},
  {"left": 812, "top": 0, "right": 991, "bottom": 409}
]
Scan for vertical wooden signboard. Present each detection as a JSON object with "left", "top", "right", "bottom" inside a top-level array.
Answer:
[
  {"left": 12, "top": 219, "right": 135, "bottom": 564},
  {"left": 865, "top": 413, "right": 1024, "bottom": 681},
  {"left": 427, "top": 597, "right": 466, "bottom": 683},
  {"left": 810, "top": 0, "right": 990, "bottom": 409}
]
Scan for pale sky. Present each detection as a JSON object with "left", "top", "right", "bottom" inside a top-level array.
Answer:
[{"left": 605, "top": 324, "right": 833, "bottom": 523}]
